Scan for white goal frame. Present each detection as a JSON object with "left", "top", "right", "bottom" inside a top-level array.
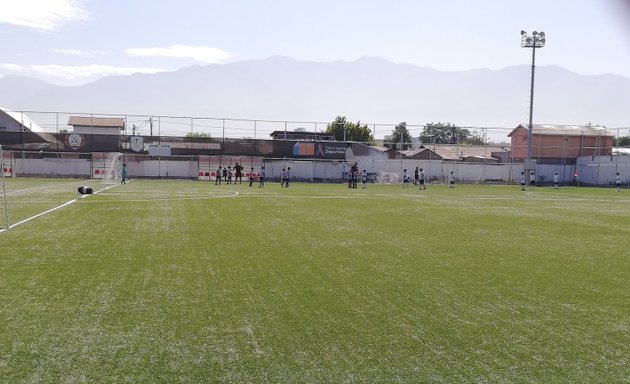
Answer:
[
  {"left": 1, "top": 145, "right": 9, "bottom": 229},
  {"left": 372, "top": 171, "right": 402, "bottom": 184},
  {"left": 103, "top": 152, "right": 123, "bottom": 184}
]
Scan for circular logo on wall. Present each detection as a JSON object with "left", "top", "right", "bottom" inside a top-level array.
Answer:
[{"left": 65, "top": 133, "right": 85, "bottom": 150}]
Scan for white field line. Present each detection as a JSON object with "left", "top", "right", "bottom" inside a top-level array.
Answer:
[
  {"left": 82, "top": 191, "right": 425, "bottom": 203},
  {"left": 79, "top": 191, "right": 402, "bottom": 203},
  {"left": 6, "top": 180, "right": 88, "bottom": 196},
  {"left": 0, "top": 184, "right": 118, "bottom": 233},
  {"left": 83, "top": 189, "right": 240, "bottom": 203}
]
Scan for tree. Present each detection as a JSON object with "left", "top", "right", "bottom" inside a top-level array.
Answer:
[
  {"left": 464, "top": 130, "right": 487, "bottom": 145},
  {"left": 386, "top": 122, "right": 412, "bottom": 150},
  {"left": 613, "top": 136, "right": 630, "bottom": 147},
  {"left": 419, "top": 122, "right": 487, "bottom": 145},
  {"left": 326, "top": 116, "right": 375, "bottom": 145},
  {"left": 419, "top": 122, "right": 455, "bottom": 144}
]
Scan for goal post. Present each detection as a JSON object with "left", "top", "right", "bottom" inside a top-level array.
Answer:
[
  {"left": 103, "top": 152, "right": 123, "bottom": 184},
  {"left": 1, "top": 145, "right": 9, "bottom": 229},
  {"left": 372, "top": 171, "right": 402, "bottom": 184},
  {"left": 92, "top": 152, "right": 123, "bottom": 184}
]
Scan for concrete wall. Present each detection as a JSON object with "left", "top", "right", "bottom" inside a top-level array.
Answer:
[
  {"left": 9, "top": 153, "right": 630, "bottom": 185},
  {"left": 576, "top": 155, "right": 630, "bottom": 185},
  {"left": 14, "top": 157, "right": 91, "bottom": 177}
]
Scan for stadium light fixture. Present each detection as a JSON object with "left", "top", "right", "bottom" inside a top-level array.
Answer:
[{"left": 521, "top": 30, "right": 546, "bottom": 169}]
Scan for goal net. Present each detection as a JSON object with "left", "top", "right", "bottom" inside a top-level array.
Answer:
[
  {"left": 373, "top": 171, "right": 401, "bottom": 184},
  {"left": 1, "top": 145, "right": 9, "bottom": 229},
  {"left": 93, "top": 152, "right": 123, "bottom": 184}
]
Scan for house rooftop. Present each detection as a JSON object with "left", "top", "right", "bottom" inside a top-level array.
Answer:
[
  {"left": 68, "top": 116, "right": 125, "bottom": 128},
  {"left": 509, "top": 124, "right": 611, "bottom": 137},
  {"left": 403, "top": 145, "right": 509, "bottom": 161},
  {"left": 0, "top": 107, "right": 46, "bottom": 132}
]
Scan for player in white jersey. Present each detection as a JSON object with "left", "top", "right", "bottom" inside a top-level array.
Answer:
[
  {"left": 402, "top": 169, "right": 410, "bottom": 188},
  {"left": 529, "top": 171, "right": 536, "bottom": 190},
  {"left": 520, "top": 172, "right": 526, "bottom": 191},
  {"left": 448, "top": 171, "right": 455, "bottom": 188},
  {"left": 418, "top": 168, "right": 426, "bottom": 190},
  {"left": 553, "top": 172, "right": 559, "bottom": 189},
  {"left": 615, "top": 172, "right": 621, "bottom": 192}
]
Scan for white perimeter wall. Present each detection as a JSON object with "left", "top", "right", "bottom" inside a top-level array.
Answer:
[
  {"left": 576, "top": 155, "right": 630, "bottom": 185},
  {"left": 10, "top": 155, "right": 630, "bottom": 185},
  {"left": 127, "top": 159, "right": 198, "bottom": 178},
  {"left": 14, "top": 158, "right": 91, "bottom": 177}
]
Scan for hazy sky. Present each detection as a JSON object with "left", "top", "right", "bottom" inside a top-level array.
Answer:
[{"left": 1, "top": 0, "right": 629, "bottom": 85}]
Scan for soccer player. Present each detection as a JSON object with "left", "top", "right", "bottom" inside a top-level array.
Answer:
[
  {"left": 414, "top": 166, "right": 419, "bottom": 186},
  {"left": 281, "top": 168, "right": 288, "bottom": 187},
  {"left": 418, "top": 168, "right": 426, "bottom": 190},
  {"left": 448, "top": 171, "right": 455, "bottom": 188},
  {"left": 249, "top": 167, "right": 255, "bottom": 187},
  {"left": 226, "top": 166, "right": 233, "bottom": 184},
  {"left": 553, "top": 172, "right": 559, "bottom": 189},
  {"left": 216, "top": 166, "right": 222, "bottom": 185},
  {"left": 221, "top": 166, "right": 228, "bottom": 184},
  {"left": 361, "top": 169, "right": 368, "bottom": 189},
  {"left": 615, "top": 172, "right": 621, "bottom": 192},
  {"left": 350, "top": 162, "right": 359, "bottom": 189},
  {"left": 402, "top": 169, "right": 410, "bottom": 188},
  {"left": 529, "top": 171, "right": 536, "bottom": 190},
  {"left": 121, "top": 163, "right": 127, "bottom": 184},
  {"left": 285, "top": 167, "right": 291, "bottom": 187},
  {"left": 520, "top": 171, "right": 526, "bottom": 191},
  {"left": 234, "top": 162, "right": 244, "bottom": 184},
  {"left": 259, "top": 166, "right": 266, "bottom": 188}
]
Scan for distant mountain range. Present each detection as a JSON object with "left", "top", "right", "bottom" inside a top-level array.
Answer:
[{"left": 1, "top": 56, "right": 629, "bottom": 132}]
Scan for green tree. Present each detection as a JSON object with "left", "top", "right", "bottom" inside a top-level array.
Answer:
[
  {"left": 613, "top": 136, "right": 630, "bottom": 147},
  {"left": 386, "top": 122, "right": 412, "bottom": 150},
  {"left": 326, "top": 116, "right": 375, "bottom": 145},
  {"left": 464, "top": 130, "right": 487, "bottom": 145},
  {"left": 419, "top": 122, "right": 486, "bottom": 145}
]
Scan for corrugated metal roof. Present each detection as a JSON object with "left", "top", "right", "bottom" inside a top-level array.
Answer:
[
  {"left": 68, "top": 116, "right": 125, "bottom": 128},
  {"left": 400, "top": 145, "right": 508, "bottom": 161},
  {"left": 400, "top": 148, "right": 426, "bottom": 157},
  {"left": 509, "top": 124, "right": 611, "bottom": 137},
  {"left": 420, "top": 145, "right": 507, "bottom": 160},
  {"left": 0, "top": 107, "right": 45, "bottom": 132}
]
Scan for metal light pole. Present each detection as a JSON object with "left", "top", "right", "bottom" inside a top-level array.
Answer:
[{"left": 521, "top": 30, "right": 546, "bottom": 170}]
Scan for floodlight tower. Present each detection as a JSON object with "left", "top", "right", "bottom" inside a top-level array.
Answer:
[{"left": 521, "top": 30, "right": 546, "bottom": 169}]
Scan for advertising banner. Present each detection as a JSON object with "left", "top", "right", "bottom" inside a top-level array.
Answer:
[{"left": 292, "top": 142, "right": 347, "bottom": 159}]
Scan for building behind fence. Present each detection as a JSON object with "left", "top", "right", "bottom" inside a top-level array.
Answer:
[{"left": 1, "top": 108, "right": 629, "bottom": 185}]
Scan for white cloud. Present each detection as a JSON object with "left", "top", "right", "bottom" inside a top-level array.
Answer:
[
  {"left": 0, "top": 0, "right": 89, "bottom": 31},
  {"left": 52, "top": 48, "right": 110, "bottom": 57},
  {"left": 125, "top": 45, "right": 231, "bottom": 64},
  {"left": 0, "top": 63, "right": 165, "bottom": 81},
  {"left": 53, "top": 48, "right": 93, "bottom": 57}
]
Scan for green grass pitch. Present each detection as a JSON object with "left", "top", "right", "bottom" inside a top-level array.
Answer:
[{"left": 1, "top": 178, "right": 628, "bottom": 383}]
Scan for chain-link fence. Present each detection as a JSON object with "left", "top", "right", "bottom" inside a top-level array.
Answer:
[{"left": 1, "top": 110, "right": 629, "bottom": 185}]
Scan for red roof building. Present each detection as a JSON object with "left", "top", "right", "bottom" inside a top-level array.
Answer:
[{"left": 508, "top": 124, "right": 613, "bottom": 164}]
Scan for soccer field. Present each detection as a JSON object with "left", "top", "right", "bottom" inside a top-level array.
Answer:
[{"left": 1, "top": 178, "right": 628, "bottom": 383}]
